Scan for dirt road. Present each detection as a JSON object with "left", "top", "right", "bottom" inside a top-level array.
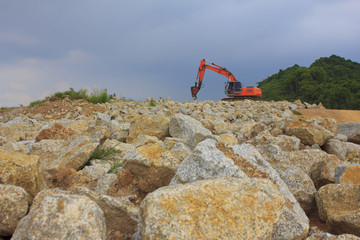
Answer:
[{"left": 298, "top": 108, "right": 360, "bottom": 123}]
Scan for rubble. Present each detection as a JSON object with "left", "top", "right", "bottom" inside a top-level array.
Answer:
[{"left": 0, "top": 98, "right": 359, "bottom": 239}]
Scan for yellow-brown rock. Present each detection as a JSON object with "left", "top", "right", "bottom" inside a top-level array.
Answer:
[
  {"left": 217, "top": 133, "right": 238, "bottom": 147},
  {"left": 316, "top": 183, "right": 360, "bottom": 236},
  {"left": 136, "top": 177, "right": 304, "bottom": 240},
  {"left": 336, "top": 165, "right": 360, "bottom": 185},
  {"left": 41, "top": 126, "right": 109, "bottom": 187},
  {"left": 123, "top": 143, "right": 176, "bottom": 194},
  {"left": 127, "top": 115, "right": 170, "bottom": 142},
  {"left": 0, "top": 150, "right": 45, "bottom": 199},
  {"left": 0, "top": 184, "right": 30, "bottom": 236},
  {"left": 0, "top": 116, "right": 42, "bottom": 142},
  {"left": 35, "top": 123, "right": 76, "bottom": 142},
  {"left": 285, "top": 121, "right": 326, "bottom": 146}
]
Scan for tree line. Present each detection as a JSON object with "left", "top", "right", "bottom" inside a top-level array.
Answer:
[{"left": 257, "top": 55, "right": 360, "bottom": 110}]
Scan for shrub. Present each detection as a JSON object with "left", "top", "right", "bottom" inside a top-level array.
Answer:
[
  {"left": 29, "top": 87, "right": 116, "bottom": 107},
  {"left": 149, "top": 99, "right": 156, "bottom": 107},
  {"left": 89, "top": 88, "right": 114, "bottom": 104},
  {"left": 29, "top": 99, "right": 45, "bottom": 107}
]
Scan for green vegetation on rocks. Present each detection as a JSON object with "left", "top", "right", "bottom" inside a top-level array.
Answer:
[
  {"left": 29, "top": 88, "right": 115, "bottom": 107},
  {"left": 79, "top": 146, "right": 121, "bottom": 171},
  {"left": 257, "top": 55, "right": 360, "bottom": 109}
]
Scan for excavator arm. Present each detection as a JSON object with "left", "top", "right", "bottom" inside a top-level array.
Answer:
[{"left": 191, "top": 59, "right": 237, "bottom": 100}]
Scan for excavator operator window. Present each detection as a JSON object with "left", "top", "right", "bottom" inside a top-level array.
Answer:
[
  {"left": 227, "top": 82, "right": 233, "bottom": 92},
  {"left": 234, "top": 82, "right": 242, "bottom": 92},
  {"left": 225, "top": 81, "right": 242, "bottom": 97}
]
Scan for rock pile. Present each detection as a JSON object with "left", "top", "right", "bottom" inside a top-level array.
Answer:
[{"left": 1, "top": 98, "right": 360, "bottom": 239}]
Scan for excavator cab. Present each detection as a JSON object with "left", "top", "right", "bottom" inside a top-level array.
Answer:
[{"left": 225, "top": 81, "right": 242, "bottom": 97}]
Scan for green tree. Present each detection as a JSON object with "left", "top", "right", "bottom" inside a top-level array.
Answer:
[{"left": 257, "top": 55, "right": 360, "bottom": 110}]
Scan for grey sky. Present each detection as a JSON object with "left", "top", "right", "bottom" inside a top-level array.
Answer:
[{"left": 1, "top": 0, "right": 359, "bottom": 106}]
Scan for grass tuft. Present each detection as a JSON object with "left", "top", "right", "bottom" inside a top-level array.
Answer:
[
  {"left": 149, "top": 99, "right": 156, "bottom": 107},
  {"left": 108, "top": 160, "right": 122, "bottom": 174},
  {"left": 291, "top": 110, "right": 302, "bottom": 115},
  {"left": 89, "top": 146, "right": 121, "bottom": 160},
  {"left": 78, "top": 146, "right": 121, "bottom": 170}
]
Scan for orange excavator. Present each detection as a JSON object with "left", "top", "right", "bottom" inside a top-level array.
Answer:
[{"left": 191, "top": 59, "right": 262, "bottom": 101}]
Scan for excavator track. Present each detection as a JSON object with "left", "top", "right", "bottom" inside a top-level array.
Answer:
[{"left": 221, "top": 96, "right": 259, "bottom": 102}]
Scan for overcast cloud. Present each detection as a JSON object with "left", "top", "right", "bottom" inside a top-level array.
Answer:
[{"left": 1, "top": 0, "right": 359, "bottom": 106}]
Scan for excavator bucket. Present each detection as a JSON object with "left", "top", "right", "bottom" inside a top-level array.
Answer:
[{"left": 191, "top": 86, "right": 199, "bottom": 100}]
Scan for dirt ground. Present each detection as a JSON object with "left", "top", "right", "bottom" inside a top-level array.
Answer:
[
  {"left": 0, "top": 98, "right": 108, "bottom": 121},
  {"left": 298, "top": 108, "right": 360, "bottom": 123}
]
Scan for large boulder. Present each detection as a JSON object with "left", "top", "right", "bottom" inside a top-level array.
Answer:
[
  {"left": 200, "top": 118, "right": 231, "bottom": 135},
  {"left": 316, "top": 183, "right": 360, "bottom": 236},
  {"left": 123, "top": 140, "right": 190, "bottom": 194},
  {"left": 285, "top": 121, "right": 331, "bottom": 146},
  {"left": 109, "top": 121, "right": 130, "bottom": 142},
  {"left": 41, "top": 125, "right": 109, "bottom": 186},
  {"left": 342, "top": 141, "right": 360, "bottom": 162},
  {"left": 278, "top": 167, "right": 316, "bottom": 213},
  {"left": 258, "top": 146, "right": 341, "bottom": 189},
  {"left": 232, "top": 122, "right": 267, "bottom": 143},
  {"left": 35, "top": 122, "right": 76, "bottom": 142},
  {"left": 95, "top": 112, "right": 130, "bottom": 141},
  {"left": 95, "top": 173, "right": 118, "bottom": 195},
  {"left": 127, "top": 115, "right": 170, "bottom": 142},
  {"left": 338, "top": 122, "right": 360, "bottom": 144},
  {"left": 134, "top": 177, "right": 308, "bottom": 240},
  {"left": 251, "top": 131, "right": 301, "bottom": 152},
  {"left": 162, "top": 142, "right": 192, "bottom": 168},
  {"left": 325, "top": 139, "right": 360, "bottom": 161},
  {"left": 324, "top": 139, "right": 348, "bottom": 161},
  {"left": 30, "top": 139, "right": 66, "bottom": 165},
  {"left": 170, "top": 139, "right": 248, "bottom": 185},
  {"left": 0, "top": 185, "right": 30, "bottom": 236},
  {"left": 52, "top": 163, "right": 113, "bottom": 191},
  {"left": 228, "top": 143, "right": 309, "bottom": 237},
  {"left": 306, "top": 232, "right": 360, "bottom": 239},
  {"left": 310, "top": 116, "right": 338, "bottom": 136},
  {"left": 171, "top": 140, "right": 309, "bottom": 239},
  {"left": 335, "top": 164, "right": 360, "bottom": 185},
  {"left": 0, "top": 116, "right": 42, "bottom": 142},
  {"left": 169, "top": 114, "right": 213, "bottom": 149},
  {"left": 288, "top": 150, "right": 341, "bottom": 189},
  {"left": 0, "top": 140, "right": 34, "bottom": 155},
  {"left": 0, "top": 150, "right": 45, "bottom": 198},
  {"left": 11, "top": 188, "right": 107, "bottom": 240},
  {"left": 71, "top": 187, "right": 139, "bottom": 239}
]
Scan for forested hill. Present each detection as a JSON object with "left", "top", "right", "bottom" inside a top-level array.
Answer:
[{"left": 257, "top": 55, "right": 360, "bottom": 110}]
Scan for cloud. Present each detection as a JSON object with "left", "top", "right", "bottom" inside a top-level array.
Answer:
[
  {"left": 0, "top": 31, "right": 40, "bottom": 45},
  {"left": 9, "top": 82, "right": 27, "bottom": 90},
  {"left": 0, "top": 0, "right": 359, "bottom": 105},
  {"left": 56, "top": 82, "right": 71, "bottom": 92},
  {"left": 0, "top": 93, "right": 31, "bottom": 106},
  {"left": 0, "top": 50, "right": 100, "bottom": 106},
  {"left": 298, "top": 1, "right": 360, "bottom": 41}
]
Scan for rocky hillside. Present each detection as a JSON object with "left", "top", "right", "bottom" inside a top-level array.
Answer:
[{"left": 1, "top": 98, "right": 360, "bottom": 239}]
